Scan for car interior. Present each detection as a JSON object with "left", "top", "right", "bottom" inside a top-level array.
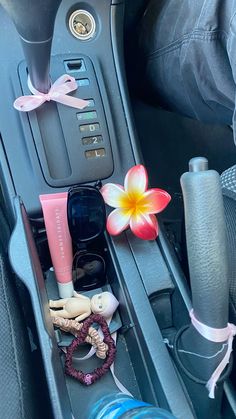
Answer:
[{"left": 0, "top": 1, "right": 236, "bottom": 418}]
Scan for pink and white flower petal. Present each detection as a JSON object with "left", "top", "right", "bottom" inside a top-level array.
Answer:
[
  {"left": 124, "top": 165, "right": 148, "bottom": 196},
  {"left": 130, "top": 213, "right": 158, "bottom": 240},
  {"left": 106, "top": 208, "right": 131, "bottom": 236},
  {"left": 139, "top": 188, "right": 171, "bottom": 214},
  {"left": 101, "top": 183, "right": 126, "bottom": 208}
]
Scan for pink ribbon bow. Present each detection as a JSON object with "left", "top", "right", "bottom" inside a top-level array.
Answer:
[
  {"left": 190, "top": 309, "right": 236, "bottom": 398},
  {"left": 14, "top": 74, "right": 89, "bottom": 112}
]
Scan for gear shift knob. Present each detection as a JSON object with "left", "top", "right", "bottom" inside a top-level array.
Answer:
[{"left": 0, "top": 0, "right": 62, "bottom": 92}]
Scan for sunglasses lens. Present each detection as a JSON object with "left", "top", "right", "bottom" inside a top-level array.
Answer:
[
  {"left": 68, "top": 187, "right": 106, "bottom": 243},
  {"left": 73, "top": 252, "right": 106, "bottom": 291}
]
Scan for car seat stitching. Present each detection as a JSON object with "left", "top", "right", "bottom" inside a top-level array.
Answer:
[
  {"left": 146, "top": 30, "right": 228, "bottom": 60},
  {"left": 0, "top": 259, "right": 25, "bottom": 418}
]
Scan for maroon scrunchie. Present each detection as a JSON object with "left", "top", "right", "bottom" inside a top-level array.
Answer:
[{"left": 64, "top": 314, "right": 116, "bottom": 385}]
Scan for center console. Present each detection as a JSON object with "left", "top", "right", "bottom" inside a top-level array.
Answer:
[{"left": 0, "top": 1, "right": 196, "bottom": 418}]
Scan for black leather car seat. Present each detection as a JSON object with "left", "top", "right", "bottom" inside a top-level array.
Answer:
[
  {"left": 138, "top": 0, "right": 236, "bottom": 324},
  {"left": 0, "top": 205, "right": 39, "bottom": 419}
]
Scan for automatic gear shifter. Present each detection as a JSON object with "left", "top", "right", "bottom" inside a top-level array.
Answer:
[
  {"left": 0, "top": 0, "right": 62, "bottom": 92},
  {"left": 0, "top": 0, "right": 113, "bottom": 201}
]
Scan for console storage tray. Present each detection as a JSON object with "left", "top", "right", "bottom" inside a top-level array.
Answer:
[{"left": 9, "top": 197, "right": 195, "bottom": 419}]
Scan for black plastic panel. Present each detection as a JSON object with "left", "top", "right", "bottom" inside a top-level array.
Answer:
[
  {"left": 0, "top": 2, "right": 199, "bottom": 417},
  {"left": 126, "top": 230, "right": 174, "bottom": 297},
  {"left": 0, "top": 0, "right": 135, "bottom": 216},
  {"left": 18, "top": 54, "right": 114, "bottom": 187}
]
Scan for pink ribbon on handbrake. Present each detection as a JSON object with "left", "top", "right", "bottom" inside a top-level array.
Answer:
[
  {"left": 13, "top": 74, "right": 89, "bottom": 112},
  {"left": 190, "top": 309, "right": 236, "bottom": 398}
]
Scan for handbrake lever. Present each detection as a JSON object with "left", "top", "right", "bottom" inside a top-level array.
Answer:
[
  {"left": 181, "top": 157, "right": 229, "bottom": 328},
  {"left": 175, "top": 157, "right": 231, "bottom": 419}
]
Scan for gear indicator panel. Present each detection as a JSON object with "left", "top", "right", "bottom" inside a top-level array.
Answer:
[{"left": 18, "top": 54, "right": 114, "bottom": 188}]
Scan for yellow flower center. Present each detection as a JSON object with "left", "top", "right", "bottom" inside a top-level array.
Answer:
[{"left": 119, "top": 191, "right": 148, "bottom": 217}]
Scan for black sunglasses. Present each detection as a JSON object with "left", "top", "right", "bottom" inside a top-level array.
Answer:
[
  {"left": 72, "top": 250, "right": 106, "bottom": 291},
  {"left": 67, "top": 185, "right": 106, "bottom": 244}
]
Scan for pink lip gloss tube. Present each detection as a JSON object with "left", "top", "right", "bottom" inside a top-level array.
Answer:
[{"left": 39, "top": 192, "right": 74, "bottom": 298}]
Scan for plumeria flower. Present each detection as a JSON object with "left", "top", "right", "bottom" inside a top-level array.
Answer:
[{"left": 101, "top": 165, "right": 171, "bottom": 240}]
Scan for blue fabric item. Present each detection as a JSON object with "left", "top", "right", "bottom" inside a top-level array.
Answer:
[
  {"left": 90, "top": 393, "right": 176, "bottom": 418},
  {"left": 140, "top": 0, "right": 236, "bottom": 141},
  {"left": 100, "top": 399, "right": 150, "bottom": 417}
]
